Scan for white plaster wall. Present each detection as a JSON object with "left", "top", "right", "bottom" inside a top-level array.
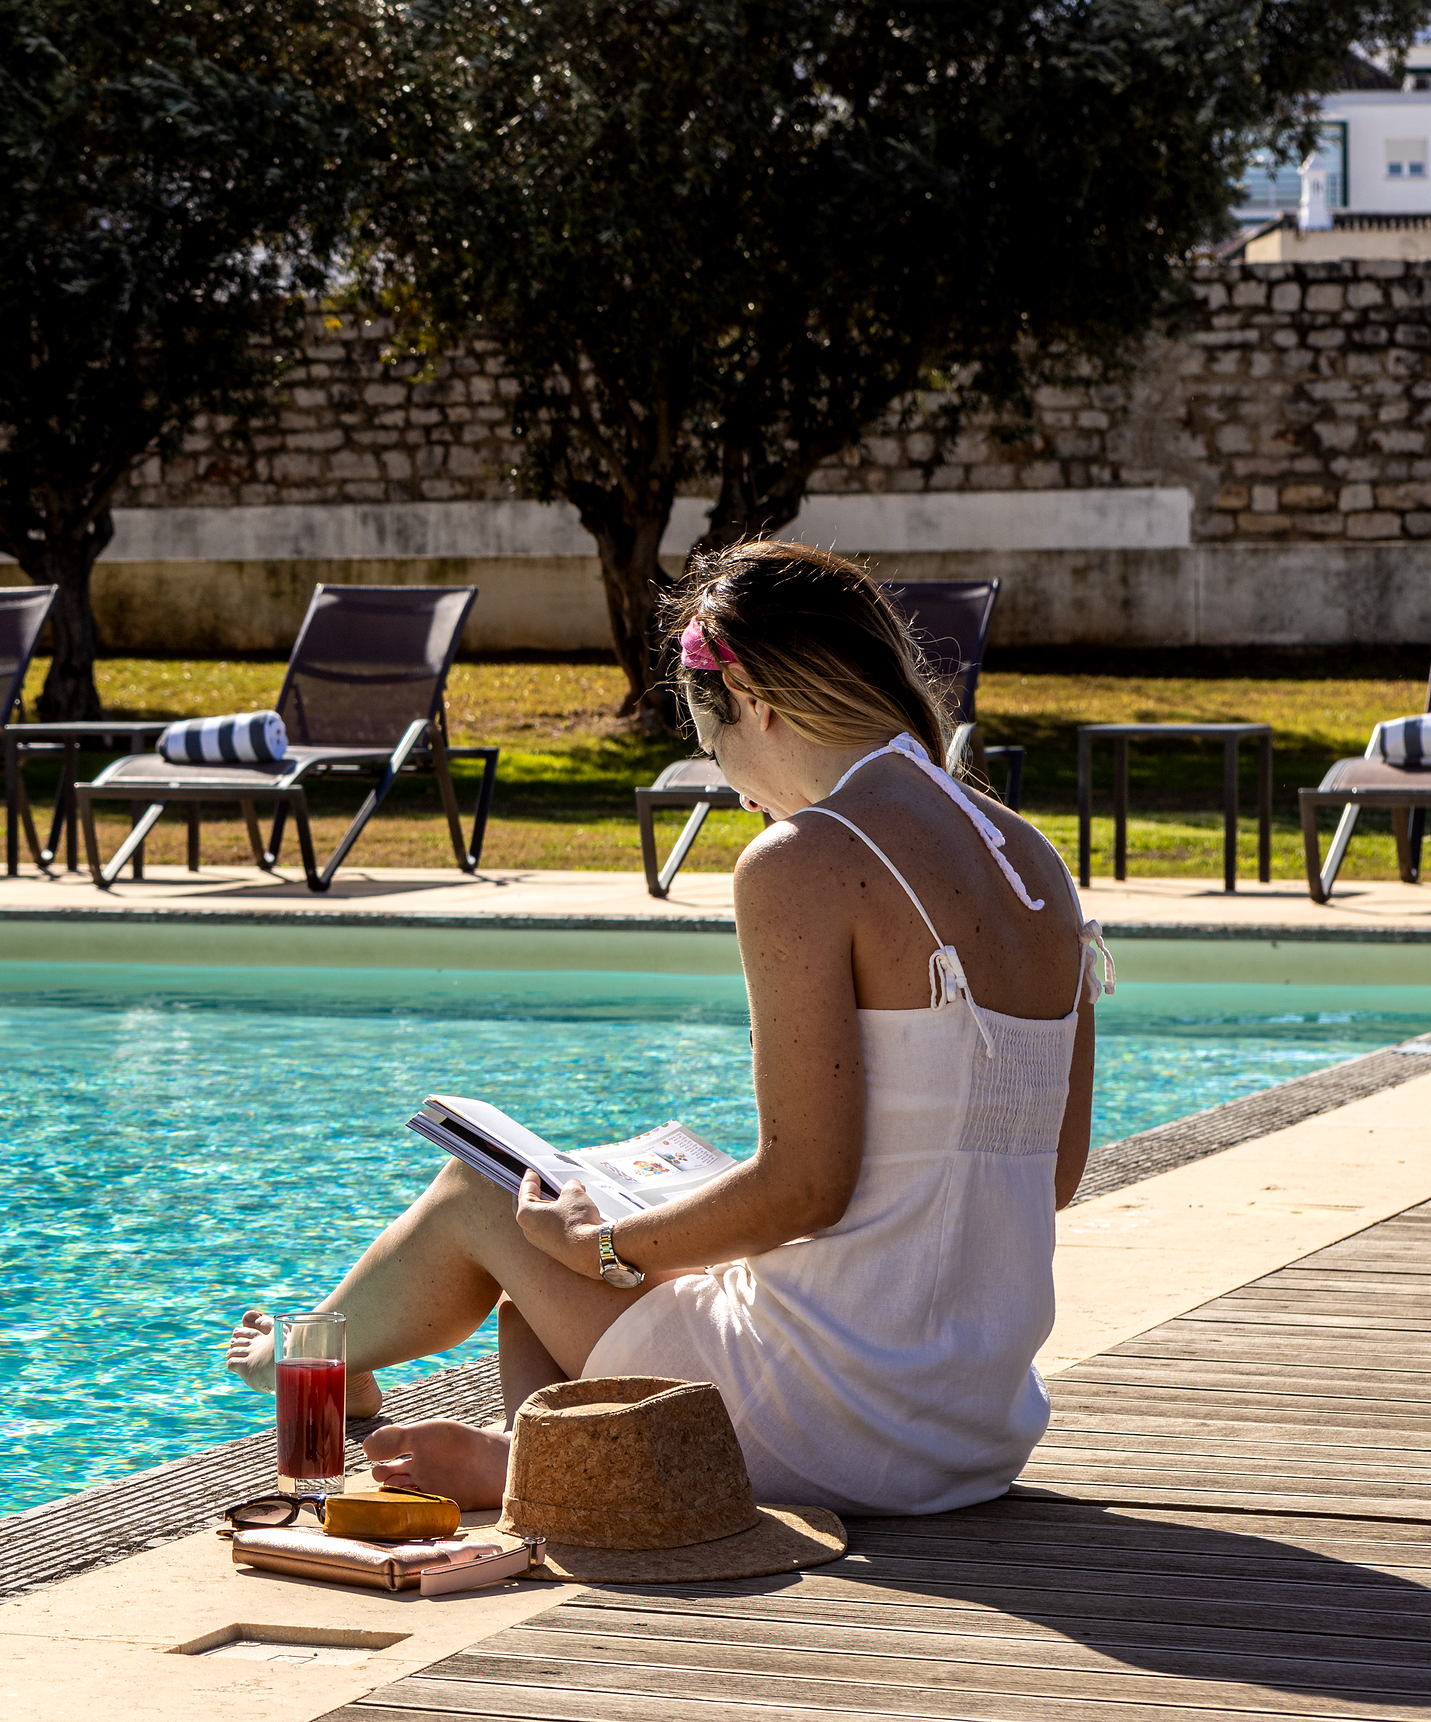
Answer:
[
  {"left": 21, "top": 487, "right": 1190, "bottom": 565},
  {"left": 1323, "top": 91, "right": 1431, "bottom": 212}
]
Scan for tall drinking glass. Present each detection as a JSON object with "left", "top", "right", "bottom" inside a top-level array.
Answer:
[{"left": 275, "top": 1312, "right": 346, "bottom": 1495}]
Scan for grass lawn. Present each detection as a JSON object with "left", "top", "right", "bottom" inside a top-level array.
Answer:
[{"left": 16, "top": 653, "right": 1425, "bottom": 881}]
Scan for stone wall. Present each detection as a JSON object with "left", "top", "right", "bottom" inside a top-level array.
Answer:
[{"left": 109, "top": 263, "right": 1431, "bottom": 550}]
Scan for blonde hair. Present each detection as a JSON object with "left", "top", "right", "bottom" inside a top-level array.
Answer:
[{"left": 663, "top": 540, "right": 947, "bottom": 762}]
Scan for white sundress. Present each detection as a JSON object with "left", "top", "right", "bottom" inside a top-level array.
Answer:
[{"left": 584, "top": 733, "right": 1113, "bottom": 1516}]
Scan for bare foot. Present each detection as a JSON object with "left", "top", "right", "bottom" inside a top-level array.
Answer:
[
  {"left": 225, "top": 1310, "right": 276, "bottom": 1393},
  {"left": 225, "top": 1309, "right": 383, "bottom": 1418},
  {"left": 363, "top": 1419, "right": 512, "bottom": 1511}
]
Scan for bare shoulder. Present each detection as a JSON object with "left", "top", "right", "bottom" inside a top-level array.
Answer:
[
  {"left": 960, "top": 782, "right": 1081, "bottom": 926},
  {"left": 734, "top": 812, "right": 858, "bottom": 927}
]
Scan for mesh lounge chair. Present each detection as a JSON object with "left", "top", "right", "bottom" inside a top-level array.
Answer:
[
  {"left": 1299, "top": 661, "right": 1431, "bottom": 902},
  {"left": 76, "top": 585, "right": 499, "bottom": 892},
  {"left": 0, "top": 585, "right": 60, "bottom": 865},
  {"left": 635, "top": 578, "right": 1022, "bottom": 898}
]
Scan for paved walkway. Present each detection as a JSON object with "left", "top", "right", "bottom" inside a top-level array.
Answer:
[{"left": 1, "top": 865, "right": 1428, "bottom": 937}]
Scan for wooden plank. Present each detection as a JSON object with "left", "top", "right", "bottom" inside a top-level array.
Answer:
[
  {"left": 1020, "top": 1455, "right": 1431, "bottom": 1493},
  {"left": 1044, "top": 1409, "right": 1430, "bottom": 1445},
  {"left": 1177, "top": 1309, "right": 1431, "bottom": 1332},
  {"left": 845, "top": 1517, "right": 1431, "bottom": 1572},
  {"left": 355, "top": 1653, "right": 1431, "bottom": 1721},
  {"left": 1241, "top": 1273, "right": 1431, "bottom": 1293},
  {"left": 1038, "top": 1427, "right": 1431, "bottom": 1466},
  {"left": 559, "top": 1592, "right": 1431, "bottom": 1666},
  {"left": 831, "top": 1546, "right": 1431, "bottom": 1606},
  {"left": 1104, "top": 1326, "right": 1431, "bottom": 1358},
  {"left": 845, "top": 1529, "right": 1431, "bottom": 1586},
  {"left": 1031, "top": 1437, "right": 1431, "bottom": 1482},
  {"left": 1008, "top": 1481, "right": 1431, "bottom": 1520},
  {"left": 1061, "top": 1356, "right": 1431, "bottom": 1388},
  {"left": 487, "top": 1618, "right": 1431, "bottom": 1696},
  {"left": 428, "top": 1632, "right": 1431, "bottom": 1711},
  {"left": 1046, "top": 1391, "right": 1429, "bottom": 1431}
]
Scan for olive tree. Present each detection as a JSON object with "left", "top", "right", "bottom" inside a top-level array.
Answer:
[
  {"left": 0, "top": 0, "right": 383, "bottom": 717},
  {"left": 372, "top": 0, "right": 1429, "bottom": 726}
]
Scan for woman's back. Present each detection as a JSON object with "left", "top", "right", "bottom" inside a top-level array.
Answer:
[{"left": 778, "top": 749, "right": 1083, "bottom": 1020}]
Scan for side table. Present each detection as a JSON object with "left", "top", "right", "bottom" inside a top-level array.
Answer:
[
  {"left": 1077, "top": 722, "right": 1273, "bottom": 893},
  {"left": 5, "top": 721, "right": 169, "bottom": 877}
]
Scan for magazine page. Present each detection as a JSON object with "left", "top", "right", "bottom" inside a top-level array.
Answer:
[
  {"left": 566, "top": 1122, "right": 738, "bottom": 1208},
  {"left": 411, "top": 1096, "right": 647, "bottom": 1220}
]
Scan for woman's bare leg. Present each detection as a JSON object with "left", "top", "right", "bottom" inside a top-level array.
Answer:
[
  {"left": 362, "top": 1296, "right": 569, "bottom": 1503},
  {"left": 227, "top": 1157, "right": 668, "bottom": 1503}
]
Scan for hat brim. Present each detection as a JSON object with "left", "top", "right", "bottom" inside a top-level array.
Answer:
[{"left": 465, "top": 1505, "right": 845, "bottom": 1586}]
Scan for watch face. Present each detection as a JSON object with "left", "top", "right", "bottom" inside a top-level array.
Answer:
[{"left": 600, "top": 1263, "right": 644, "bottom": 1289}]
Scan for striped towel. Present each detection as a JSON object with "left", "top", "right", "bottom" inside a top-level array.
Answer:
[
  {"left": 1377, "top": 715, "right": 1431, "bottom": 767},
  {"left": 158, "top": 711, "right": 288, "bottom": 765}
]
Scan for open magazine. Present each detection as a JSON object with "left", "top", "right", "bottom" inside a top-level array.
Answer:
[{"left": 407, "top": 1095, "right": 739, "bottom": 1222}]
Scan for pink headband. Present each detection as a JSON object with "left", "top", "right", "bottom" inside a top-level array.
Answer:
[{"left": 679, "top": 618, "right": 739, "bottom": 673}]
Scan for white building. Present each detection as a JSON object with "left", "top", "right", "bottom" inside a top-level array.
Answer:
[{"left": 1232, "top": 53, "right": 1431, "bottom": 259}]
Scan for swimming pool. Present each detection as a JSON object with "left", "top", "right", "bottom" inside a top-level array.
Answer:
[{"left": 4, "top": 947, "right": 1430, "bottom": 1514}]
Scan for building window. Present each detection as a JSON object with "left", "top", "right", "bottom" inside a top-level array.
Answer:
[
  {"left": 1386, "top": 138, "right": 1428, "bottom": 178},
  {"left": 1236, "top": 124, "right": 1346, "bottom": 210}
]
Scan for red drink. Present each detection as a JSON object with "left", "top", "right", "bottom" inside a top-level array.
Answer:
[{"left": 276, "top": 1357, "right": 346, "bottom": 1485}]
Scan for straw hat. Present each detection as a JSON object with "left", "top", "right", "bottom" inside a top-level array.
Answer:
[{"left": 493, "top": 1376, "right": 846, "bottom": 1584}]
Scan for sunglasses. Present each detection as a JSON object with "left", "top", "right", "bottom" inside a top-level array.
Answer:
[{"left": 222, "top": 1491, "right": 329, "bottom": 1530}]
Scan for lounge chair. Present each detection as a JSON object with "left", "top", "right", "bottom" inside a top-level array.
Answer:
[
  {"left": 0, "top": 585, "right": 60, "bottom": 867},
  {"left": 635, "top": 578, "right": 1022, "bottom": 898},
  {"left": 75, "top": 585, "right": 499, "bottom": 892},
  {"left": 1299, "top": 663, "right": 1431, "bottom": 902}
]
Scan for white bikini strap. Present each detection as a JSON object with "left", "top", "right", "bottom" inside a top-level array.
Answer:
[
  {"left": 830, "top": 734, "right": 1046, "bottom": 913},
  {"left": 795, "top": 805, "right": 995, "bottom": 1056}
]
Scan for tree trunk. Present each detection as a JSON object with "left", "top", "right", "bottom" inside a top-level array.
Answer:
[
  {"left": 22, "top": 513, "right": 112, "bottom": 721},
  {"left": 692, "top": 442, "right": 807, "bottom": 556},
  {"left": 571, "top": 494, "right": 680, "bottom": 733}
]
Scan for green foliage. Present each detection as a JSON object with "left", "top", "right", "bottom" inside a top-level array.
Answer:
[
  {"left": 0, "top": 0, "right": 385, "bottom": 713},
  {"left": 368, "top": 0, "right": 1431, "bottom": 719}
]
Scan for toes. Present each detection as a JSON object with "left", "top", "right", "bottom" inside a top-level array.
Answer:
[
  {"left": 369, "top": 1459, "right": 415, "bottom": 1486},
  {"left": 240, "top": 1310, "right": 273, "bottom": 1333},
  {"left": 363, "top": 1423, "right": 414, "bottom": 1462}
]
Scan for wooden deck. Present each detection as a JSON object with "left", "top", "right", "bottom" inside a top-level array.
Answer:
[{"left": 326, "top": 1201, "right": 1431, "bottom": 1722}]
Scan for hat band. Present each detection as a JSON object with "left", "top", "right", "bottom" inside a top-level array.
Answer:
[{"left": 497, "top": 1487, "right": 760, "bottom": 1551}]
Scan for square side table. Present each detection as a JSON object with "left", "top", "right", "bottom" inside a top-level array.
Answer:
[
  {"left": 5, "top": 721, "right": 169, "bottom": 877},
  {"left": 1077, "top": 722, "right": 1273, "bottom": 893}
]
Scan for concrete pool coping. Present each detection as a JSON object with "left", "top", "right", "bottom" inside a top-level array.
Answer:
[
  {"left": 4, "top": 1063, "right": 1429, "bottom": 1722},
  {"left": 0, "top": 863, "right": 1429, "bottom": 941}
]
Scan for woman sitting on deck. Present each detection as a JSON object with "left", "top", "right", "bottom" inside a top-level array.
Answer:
[{"left": 227, "top": 541, "right": 1107, "bottom": 1514}]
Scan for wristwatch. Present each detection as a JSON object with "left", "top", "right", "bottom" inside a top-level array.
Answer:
[{"left": 597, "top": 1223, "right": 644, "bottom": 1289}]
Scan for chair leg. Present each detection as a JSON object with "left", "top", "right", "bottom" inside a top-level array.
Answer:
[
  {"left": 1319, "top": 801, "right": 1360, "bottom": 899},
  {"left": 240, "top": 800, "right": 266, "bottom": 867},
  {"left": 264, "top": 801, "right": 288, "bottom": 868},
  {"left": 186, "top": 804, "right": 201, "bottom": 872},
  {"left": 287, "top": 794, "right": 324, "bottom": 891},
  {"left": 658, "top": 802, "right": 713, "bottom": 897},
  {"left": 433, "top": 739, "right": 470, "bottom": 869},
  {"left": 984, "top": 746, "right": 1025, "bottom": 811},
  {"left": 98, "top": 801, "right": 168, "bottom": 886},
  {"left": 1410, "top": 806, "right": 1425, "bottom": 884},
  {"left": 15, "top": 769, "right": 46, "bottom": 870},
  {"left": 433, "top": 742, "right": 499, "bottom": 871},
  {"left": 1300, "top": 791, "right": 1328, "bottom": 904},
  {"left": 635, "top": 790, "right": 665, "bottom": 897}
]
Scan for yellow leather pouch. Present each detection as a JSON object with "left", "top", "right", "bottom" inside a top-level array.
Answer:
[{"left": 323, "top": 1487, "right": 461, "bottom": 1540}]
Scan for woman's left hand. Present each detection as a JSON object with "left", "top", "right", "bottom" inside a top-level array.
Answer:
[{"left": 515, "top": 1170, "right": 604, "bottom": 1277}]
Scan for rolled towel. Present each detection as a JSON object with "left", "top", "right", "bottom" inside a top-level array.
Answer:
[
  {"left": 158, "top": 711, "right": 288, "bottom": 765},
  {"left": 1377, "top": 714, "right": 1431, "bottom": 767}
]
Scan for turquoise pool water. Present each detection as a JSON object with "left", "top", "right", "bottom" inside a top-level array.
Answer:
[{"left": 3, "top": 958, "right": 1430, "bottom": 1515}]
